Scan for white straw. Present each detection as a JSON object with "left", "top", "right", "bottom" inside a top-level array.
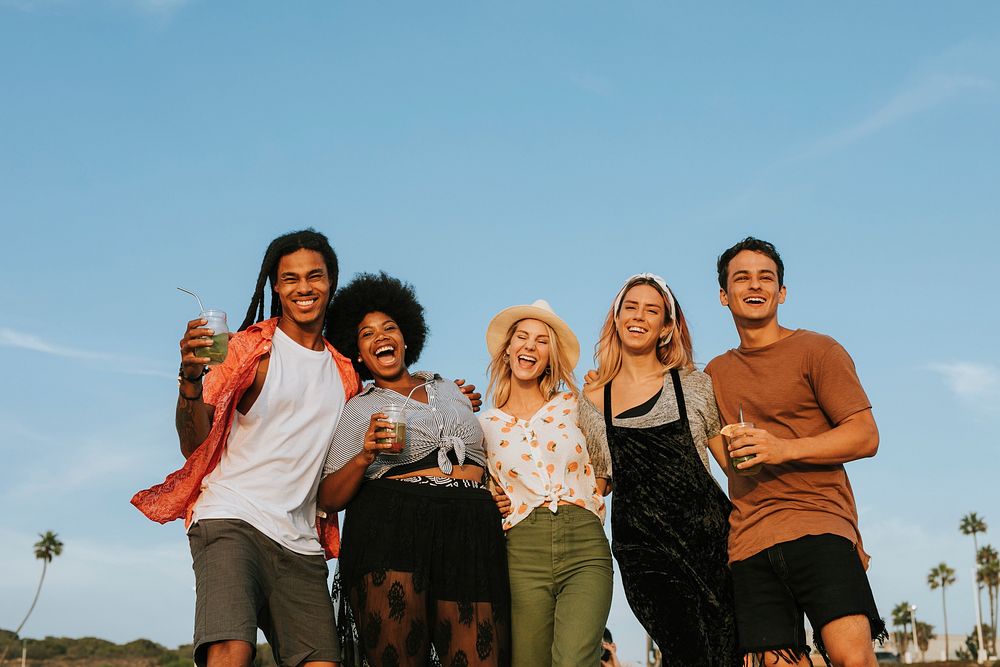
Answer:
[
  {"left": 177, "top": 287, "right": 206, "bottom": 313},
  {"left": 400, "top": 380, "right": 434, "bottom": 412}
]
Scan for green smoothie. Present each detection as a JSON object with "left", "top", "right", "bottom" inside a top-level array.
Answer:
[
  {"left": 201, "top": 333, "right": 229, "bottom": 365},
  {"left": 721, "top": 422, "right": 762, "bottom": 477}
]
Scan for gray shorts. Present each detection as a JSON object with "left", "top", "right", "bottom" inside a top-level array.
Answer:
[{"left": 188, "top": 518, "right": 340, "bottom": 667}]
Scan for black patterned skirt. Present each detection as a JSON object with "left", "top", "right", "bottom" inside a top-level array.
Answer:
[{"left": 334, "top": 477, "right": 511, "bottom": 667}]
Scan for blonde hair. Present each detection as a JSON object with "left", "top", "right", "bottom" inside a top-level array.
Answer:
[
  {"left": 590, "top": 277, "right": 695, "bottom": 389},
  {"left": 486, "top": 319, "right": 580, "bottom": 409}
]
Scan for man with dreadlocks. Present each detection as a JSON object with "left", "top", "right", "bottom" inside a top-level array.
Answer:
[{"left": 133, "top": 229, "right": 359, "bottom": 667}]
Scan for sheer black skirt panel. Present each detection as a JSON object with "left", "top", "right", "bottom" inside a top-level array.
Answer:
[{"left": 334, "top": 478, "right": 510, "bottom": 667}]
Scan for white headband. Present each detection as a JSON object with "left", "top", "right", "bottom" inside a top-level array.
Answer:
[{"left": 613, "top": 273, "right": 677, "bottom": 347}]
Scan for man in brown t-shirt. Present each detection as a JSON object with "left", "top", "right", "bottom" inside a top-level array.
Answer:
[{"left": 704, "top": 237, "right": 885, "bottom": 667}]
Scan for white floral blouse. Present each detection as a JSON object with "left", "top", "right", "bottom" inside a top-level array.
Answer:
[{"left": 479, "top": 392, "right": 606, "bottom": 530}]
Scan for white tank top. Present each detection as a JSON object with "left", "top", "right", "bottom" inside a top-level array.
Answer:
[{"left": 192, "top": 326, "right": 346, "bottom": 554}]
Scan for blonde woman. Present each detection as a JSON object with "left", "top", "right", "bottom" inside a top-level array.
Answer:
[
  {"left": 579, "top": 274, "right": 740, "bottom": 667},
  {"left": 480, "top": 300, "right": 613, "bottom": 667}
]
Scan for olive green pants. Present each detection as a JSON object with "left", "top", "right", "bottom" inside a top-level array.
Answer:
[{"left": 506, "top": 504, "right": 614, "bottom": 667}]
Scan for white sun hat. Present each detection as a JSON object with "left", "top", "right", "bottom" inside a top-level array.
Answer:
[{"left": 485, "top": 299, "right": 580, "bottom": 370}]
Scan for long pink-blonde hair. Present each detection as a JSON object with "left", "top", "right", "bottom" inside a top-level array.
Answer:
[{"left": 590, "top": 276, "right": 694, "bottom": 389}]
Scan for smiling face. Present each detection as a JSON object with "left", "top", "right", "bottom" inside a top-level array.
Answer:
[
  {"left": 616, "top": 283, "right": 671, "bottom": 354},
  {"left": 720, "top": 249, "right": 786, "bottom": 325},
  {"left": 505, "top": 318, "right": 552, "bottom": 384},
  {"left": 273, "top": 249, "right": 332, "bottom": 331},
  {"left": 356, "top": 311, "right": 407, "bottom": 383}
]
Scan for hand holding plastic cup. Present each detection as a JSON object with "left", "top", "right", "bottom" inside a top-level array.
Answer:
[
  {"left": 377, "top": 404, "right": 407, "bottom": 454},
  {"left": 198, "top": 309, "right": 229, "bottom": 365},
  {"left": 177, "top": 288, "right": 229, "bottom": 366},
  {"left": 720, "top": 421, "right": 762, "bottom": 476}
]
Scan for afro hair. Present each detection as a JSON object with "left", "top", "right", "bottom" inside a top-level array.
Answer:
[{"left": 326, "top": 271, "right": 428, "bottom": 380}]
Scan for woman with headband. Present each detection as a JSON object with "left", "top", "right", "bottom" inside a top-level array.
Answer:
[
  {"left": 480, "top": 300, "right": 612, "bottom": 667},
  {"left": 579, "top": 274, "right": 739, "bottom": 667}
]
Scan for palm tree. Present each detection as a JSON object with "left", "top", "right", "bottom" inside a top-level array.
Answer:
[
  {"left": 915, "top": 621, "right": 935, "bottom": 657},
  {"left": 960, "top": 512, "right": 988, "bottom": 649},
  {"left": 978, "top": 545, "right": 1000, "bottom": 655},
  {"left": 928, "top": 562, "right": 957, "bottom": 659},
  {"left": 890, "top": 601, "right": 912, "bottom": 655},
  {"left": 0, "top": 532, "right": 64, "bottom": 666}
]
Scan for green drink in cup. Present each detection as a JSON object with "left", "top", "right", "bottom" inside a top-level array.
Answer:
[
  {"left": 199, "top": 309, "right": 229, "bottom": 365},
  {"left": 721, "top": 421, "right": 761, "bottom": 477}
]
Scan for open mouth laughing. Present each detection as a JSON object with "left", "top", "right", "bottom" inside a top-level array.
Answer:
[
  {"left": 516, "top": 354, "right": 538, "bottom": 370},
  {"left": 373, "top": 342, "right": 399, "bottom": 367}
]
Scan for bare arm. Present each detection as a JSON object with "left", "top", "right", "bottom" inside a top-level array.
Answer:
[
  {"left": 176, "top": 394, "right": 215, "bottom": 459},
  {"left": 706, "top": 434, "right": 729, "bottom": 472},
  {"left": 453, "top": 378, "right": 483, "bottom": 412},
  {"left": 728, "top": 408, "right": 879, "bottom": 470},
  {"left": 318, "top": 413, "right": 393, "bottom": 513}
]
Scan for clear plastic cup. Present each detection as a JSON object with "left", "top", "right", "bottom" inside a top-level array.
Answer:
[
  {"left": 199, "top": 309, "right": 229, "bottom": 365},
  {"left": 720, "top": 421, "right": 761, "bottom": 476},
  {"left": 378, "top": 404, "right": 407, "bottom": 454}
]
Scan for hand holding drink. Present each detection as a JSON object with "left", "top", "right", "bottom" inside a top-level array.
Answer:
[
  {"left": 362, "top": 407, "right": 406, "bottom": 464},
  {"left": 377, "top": 404, "right": 407, "bottom": 454},
  {"left": 197, "top": 310, "right": 229, "bottom": 365},
  {"left": 177, "top": 288, "right": 229, "bottom": 375},
  {"left": 721, "top": 421, "right": 762, "bottom": 476}
]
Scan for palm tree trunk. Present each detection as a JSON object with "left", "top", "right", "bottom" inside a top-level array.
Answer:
[
  {"left": 992, "top": 582, "right": 998, "bottom": 656},
  {"left": 13, "top": 559, "right": 47, "bottom": 636},
  {"left": 974, "top": 533, "right": 986, "bottom": 654},
  {"left": 942, "top": 584, "right": 950, "bottom": 659},
  {"left": 0, "top": 561, "right": 48, "bottom": 667}
]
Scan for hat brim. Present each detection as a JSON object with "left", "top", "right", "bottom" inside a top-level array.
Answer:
[{"left": 486, "top": 305, "right": 580, "bottom": 371}]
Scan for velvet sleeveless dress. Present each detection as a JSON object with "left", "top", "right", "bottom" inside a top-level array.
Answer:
[{"left": 603, "top": 370, "right": 740, "bottom": 666}]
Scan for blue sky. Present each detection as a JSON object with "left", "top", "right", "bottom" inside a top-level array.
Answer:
[{"left": 1, "top": 2, "right": 998, "bottom": 663}]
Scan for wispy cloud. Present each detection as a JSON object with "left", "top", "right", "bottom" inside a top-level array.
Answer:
[
  {"left": 800, "top": 73, "right": 994, "bottom": 159},
  {"left": 928, "top": 361, "right": 998, "bottom": 397},
  {"left": 0, "top": 327, "right": 172, "bottom": 378},
  {"left": 927, "top": 361, "right": 999, "bottom": 413},
  {"left": 0, "top": 449, "right": 144, "bottom": 504},
  {"left": 0, "top": 327, "right": 107, "bottom": 360}
]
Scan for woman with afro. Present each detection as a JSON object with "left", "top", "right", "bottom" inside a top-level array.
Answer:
[{"left": 319, "top": 272, "right": 510, "bottom": 667}]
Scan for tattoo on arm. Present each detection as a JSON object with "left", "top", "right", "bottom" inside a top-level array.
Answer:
[{"left": 176, "top": 396, "right": 213, "bottom": 459}]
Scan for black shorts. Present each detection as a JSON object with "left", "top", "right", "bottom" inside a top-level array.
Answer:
[
  {"left": 731, "top": 533, "right": 885, "bottom": 665},
  {"left": 188, "top": 518, "right": 341, "bottom": 667}
]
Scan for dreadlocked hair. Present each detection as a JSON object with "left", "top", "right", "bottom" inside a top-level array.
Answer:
[
  {"left": 326, "top": 272, "right": 429, "bottom": 381},
  {"left": 238, "top": 228, "right": 339, "bottom": 331}
]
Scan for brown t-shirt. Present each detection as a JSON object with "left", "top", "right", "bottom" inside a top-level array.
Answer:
[{"left": 704, "top": 329, "right": 872, "bottom": 567}]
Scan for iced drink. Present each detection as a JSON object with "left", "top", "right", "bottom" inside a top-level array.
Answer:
[
  {"left": 378, "top": 404, "right": 407, "bottom": 454},
  {"left": 200, "top": 309, "right": 229, "bottom": 365},
  {"left": 201, "top": 333, "right": 229, "bottom": 365},
  {"left": 720, "top": 421, "right": 761, "bottom": 476}
]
